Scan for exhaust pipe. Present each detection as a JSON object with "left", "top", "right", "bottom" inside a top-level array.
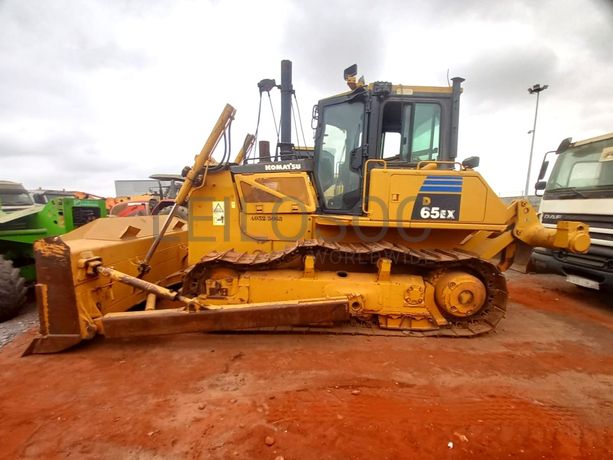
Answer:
[
  {"left": 279, "top": 59, "right": 293, "bottom": 157},
  {"left": 449, "top": 77, "right": 465, "bottom": 161}
]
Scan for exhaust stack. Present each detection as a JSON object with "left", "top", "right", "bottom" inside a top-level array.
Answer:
[
  {"left": 449, "top": 77, "right": 465, "bottom": 160},
  {"left": 279, "top": 59, "right": 293, "bottom": 157}
]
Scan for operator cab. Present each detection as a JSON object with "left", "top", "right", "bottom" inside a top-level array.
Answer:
[{"left": 313, "top": 65, "right": 464, "bottom": 214}]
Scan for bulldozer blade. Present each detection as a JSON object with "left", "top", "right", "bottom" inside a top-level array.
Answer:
[
  {"left": 24, "top": 216, "right": 189, "bottom": 355},
  {"left": 22, "top": 239, "right": 84, "bottom": 356},
  {"left": 23, "top": 334, "right": 83, "bottom": 356},
  {"left": 98, "top": 298, "right": 350, "bottom": 339},
  {"left": 511, "top": 241, "right": 533, "bottom": 273}
]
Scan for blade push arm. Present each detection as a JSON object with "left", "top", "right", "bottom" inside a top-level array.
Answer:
[{"left": 459, "top": 199, "right": 590, "bottom": 270}]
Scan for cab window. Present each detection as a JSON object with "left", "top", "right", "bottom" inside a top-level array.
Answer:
[{"left": 379, "top": 102, "right": 441, "bottom": 162}]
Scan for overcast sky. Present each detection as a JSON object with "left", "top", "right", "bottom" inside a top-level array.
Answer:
[{"left": 1, "top": 0, "right": 612, "bottom": 197}]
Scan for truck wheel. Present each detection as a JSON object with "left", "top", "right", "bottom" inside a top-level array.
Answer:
[
  {"left": 0, "top": 256, "right": 27, "bottom": 322},
  {"left": 158, "top": 205, "right": 188, "bottom": 220}
]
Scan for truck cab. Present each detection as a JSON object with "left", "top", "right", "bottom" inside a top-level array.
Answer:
[
  {"left": 0, "top": 181, "right": 34, "bottom": 213},
  {"left": 530, "top": 133, "right": 613, "bottom": 290}
]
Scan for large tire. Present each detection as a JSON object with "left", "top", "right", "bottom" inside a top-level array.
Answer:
[
  {"left": 158, "top": 205, "right": 188, "bottom": 221},
  {"left": 0, "top": 255, "right": 27, "bottom": 322}
]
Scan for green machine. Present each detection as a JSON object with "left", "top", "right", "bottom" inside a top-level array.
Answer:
[{"left": 0, "top": 181, "right": 107, "bottom": 321}]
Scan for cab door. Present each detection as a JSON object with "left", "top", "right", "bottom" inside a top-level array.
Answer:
[{"left": 314, "top": 97, "right": 367, "bottom": 215}]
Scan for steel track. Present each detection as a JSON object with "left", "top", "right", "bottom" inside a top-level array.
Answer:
[{"left": 183, "top": 239, "right": 508, "bottom": 337}]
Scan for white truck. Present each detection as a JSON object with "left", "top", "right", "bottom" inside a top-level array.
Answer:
[{"left": 530, "top": 132, "right": 613, "bottom": 291}]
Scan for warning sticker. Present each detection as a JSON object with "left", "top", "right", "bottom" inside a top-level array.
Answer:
[{"left": 212, "top": 201, "right": 225, "bottom": 226}]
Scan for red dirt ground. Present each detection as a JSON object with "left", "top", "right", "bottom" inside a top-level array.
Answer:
[{"left": 0, "top": 272, "right": 612, "bottom": 459}]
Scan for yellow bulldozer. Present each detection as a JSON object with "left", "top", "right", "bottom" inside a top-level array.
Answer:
[{"left": 25, "top": 61, "right": 591, "bottom": 354}]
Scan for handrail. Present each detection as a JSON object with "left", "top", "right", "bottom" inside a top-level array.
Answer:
[
  {"left": 361, "top": 159, "right": 387, "bottom": 215},
  {"left": 416, "top": 160, "right": 463, "bottom": 170}
]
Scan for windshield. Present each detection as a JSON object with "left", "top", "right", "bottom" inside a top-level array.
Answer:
[
  {"left": 115, "top": 180, "right": 162, "bottom": 197},
  {"left": 315, "top": 100, "right": 364, "bottom": 211},
  {"left": 546, "top": 138, "right": 613, "bottom": 191},
  {"left": 0, "top": 190, "right": 33, "bottom": 207}
]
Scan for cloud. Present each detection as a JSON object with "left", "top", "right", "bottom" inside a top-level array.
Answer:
[
  {"left": 457, "top": 45, "right": 561, "bottom": 111},
  {"left": 0, "top": 129, "right": 134, "bottom": 193},
  {"left": 0, "top": 1, "right": 151, "bottom": 117},
  {"left": 1, "top": 0, "right": 611, "bottom": 199},
  {"left": 0, "top": 0, "right": 163, "bottom": 194},
  {"left": 0, "top": 131, "right": 125, "bottom": 168},
  {"left": 280, "top": 0, "right": 388, "bottom": 93}
]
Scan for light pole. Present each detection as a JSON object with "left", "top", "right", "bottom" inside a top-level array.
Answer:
[{"left": 524, "top": 83, "right": 548, "bottom": 196}]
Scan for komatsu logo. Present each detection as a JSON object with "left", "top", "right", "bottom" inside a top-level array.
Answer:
[{"left": 264, "top": 163, "right": 302, "bottom": 171}]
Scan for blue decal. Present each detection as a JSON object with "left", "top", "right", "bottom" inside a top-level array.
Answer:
[
  {"left": 420, "top": 186, "right": 463, "bottom": 192},
  {"left": 423, "top": 180, "right": 463, "bottom": 186},
  {"left": 419, "top": 176, "right": 463, "bottom": 193},
  {"left": 422, "top": 176, "right": 462, "bottom": 181}
]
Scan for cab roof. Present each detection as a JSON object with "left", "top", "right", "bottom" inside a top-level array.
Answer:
[
  {"left": 319, "top": 82, "right": 454, "bottom": 103},
  {"left": 573, "top": 132, "right": 613, "bottom": 147}
]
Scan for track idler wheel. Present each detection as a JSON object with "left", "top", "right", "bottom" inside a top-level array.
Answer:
[{"left": 434, "top": 271, "right": 486, "bottom": 319}]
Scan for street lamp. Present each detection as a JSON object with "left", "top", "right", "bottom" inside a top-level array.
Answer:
[{"left": 524, "top": 83, "right": 549, "bottom": 196}]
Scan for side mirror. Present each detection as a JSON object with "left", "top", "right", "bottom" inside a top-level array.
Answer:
[
  {"left": 556, "top": 137, "right": 572, "bottom": 155},
  {"left": 311, "top": 105, "right": 319, "bottom": 130},
  {"left": 537, "top": 160, "right": 549, "bottom": 181},
  {"left": 461, "top": 156, "right": 480, "bottom": 169},
  {"left": 535, "top": 180, "right": 547, "bottom": 196}
]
